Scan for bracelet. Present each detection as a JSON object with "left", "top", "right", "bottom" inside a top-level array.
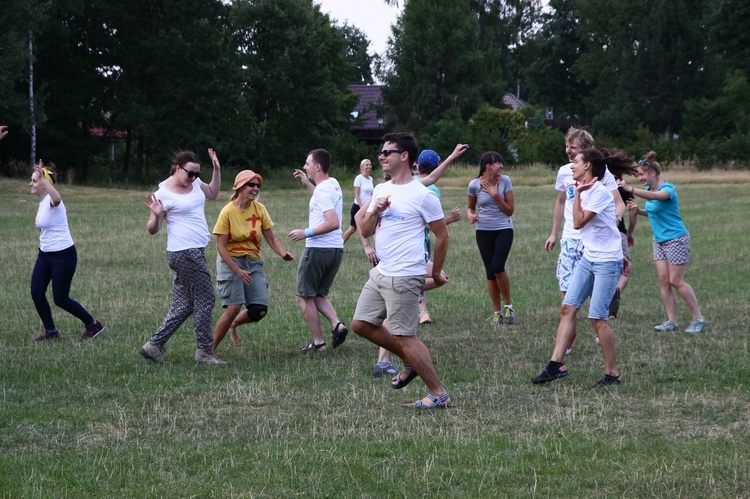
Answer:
[{"left": 304, "top": 227, "right": 315, "bottom": 238}]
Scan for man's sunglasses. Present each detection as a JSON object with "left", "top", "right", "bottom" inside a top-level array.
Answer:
[
  {"left": 178, "top": 165, "right": 201, "bottom": 179},
  {"left": 379, "top": 149, "right": 404, "bottom": 157}
]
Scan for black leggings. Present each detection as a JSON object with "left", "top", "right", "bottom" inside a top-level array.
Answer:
[
  {"left": 30, "top": 245, "right": 94, "bottom": 331},
  {"left": 476, "top": 229, "right": 514, "bottom": 280}
]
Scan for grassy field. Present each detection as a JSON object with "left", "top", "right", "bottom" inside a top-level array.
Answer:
[{"left": 0, "top": 166, "right": 748, "bottom": 497}]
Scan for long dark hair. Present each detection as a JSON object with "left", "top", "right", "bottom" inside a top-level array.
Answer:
[
  {"left": 477, "top": 151, "right": 504, "bottom": 177},
  {"left": 580, "top": 148, "right": 636, "bottom": 180}
]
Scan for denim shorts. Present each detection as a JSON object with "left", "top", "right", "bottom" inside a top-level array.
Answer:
[{"left": 563, "top": 257, "right": 623, "bottom": 320}]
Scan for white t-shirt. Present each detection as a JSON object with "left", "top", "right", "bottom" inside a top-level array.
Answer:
[
  {"left": 155, "top": 179, "right": 210, "bottom": 252},
  {"left": 555, "top": 163, "right": 617, "bottom": 240},
  {"left": 367, "top": 179, "right": 444, "bottom": 276},
  {"left": 579, "top": 181, "right": 622, "bottom": 262},
  {"left": 35, "top": 195, "right": 75, "bottom": 252},
  {"left": 353, "top": 174, "right": 374, "bottom": 207},
  {"left": 306, "top": 178, "right": 344, "bottom": 249}
]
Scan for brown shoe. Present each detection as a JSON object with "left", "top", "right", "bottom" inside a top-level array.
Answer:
[{"left": 35, "top": 329, "right": 60, "bottom": 341}]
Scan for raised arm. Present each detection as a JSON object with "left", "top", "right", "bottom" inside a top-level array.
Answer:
[
  {"left": 34, "top": 161, "right": 62, "bottom": 207},
  {"left": 419, "top": 143, "right": 469, "bottom": 187},
  {"left": 293, "top": 169, "right": 315, "bottom": 194},
  {"left": 201, "top": 148, "right": 222, "bottom": 200},
  {"left": 144, "top": 193, "right": 165, "bottom": 234}
]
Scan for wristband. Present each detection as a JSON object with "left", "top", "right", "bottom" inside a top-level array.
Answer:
[{"left": 304, "top": 227, "right": 315, "bottom": 238}]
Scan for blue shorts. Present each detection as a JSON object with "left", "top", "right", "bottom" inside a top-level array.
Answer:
[{"left": 563, "top": 257, "right": 622, "bottom": 320}]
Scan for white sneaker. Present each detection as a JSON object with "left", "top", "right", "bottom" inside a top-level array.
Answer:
[{"left": 195, "top": 348, "right": 227, "bottom": 364}]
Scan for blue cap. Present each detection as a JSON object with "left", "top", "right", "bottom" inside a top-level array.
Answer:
[{"left": 417, "top": 150, "right": 441, "bottom": 171}]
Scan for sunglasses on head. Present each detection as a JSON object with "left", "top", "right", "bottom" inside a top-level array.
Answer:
[{"left": 178, "top": 165, "right": 201, "bottom": 179}]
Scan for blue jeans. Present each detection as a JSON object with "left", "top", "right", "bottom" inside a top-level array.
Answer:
[
  {"left": 30, "top": 245, "right": 94, "bottom": 330},
  {"left": 563, "top": 257, "right": 622, "bottom": 320}
]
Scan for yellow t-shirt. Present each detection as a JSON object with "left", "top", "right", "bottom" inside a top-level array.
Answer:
[{"left": 213, "top": 200, "right": 274, "bottom": 259}]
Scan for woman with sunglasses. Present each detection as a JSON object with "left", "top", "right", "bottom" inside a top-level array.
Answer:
[
  {"left": 212, "top": 170, "right": 295, "bottom": 350},
  {"left": 619, "top": 151, "right": 706, "bottom": 334},
  {"left": 140, "top": 149, "right": 224, "bottom": 364}
]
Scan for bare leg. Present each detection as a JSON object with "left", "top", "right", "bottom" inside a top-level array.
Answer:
[
  {"left": 352, "top": 319, "right": 449, "bottom": 405},
  {"left": 299, "top": 296, "right": 325, "bottom": 345},
  {"left": 312, "top": 295, "right": 341, "bottom": 331},
  {"left": 669, "top": 263, "right": 703, "bottom": 319},
  {"left": 551, "top": 304, "right": 578, "bottom": 362},
  {"left": 377, "top": 347, "right": 391, "bottom": 363},
  {"left": 591, "top": 318, "right": 619, "bottom": 377},
  {"left": 213, "top": 305, "right": 241, "bottom": 350},
  {"left": 562, "top": 291, "right": 577, "bottom": 350},
  {"left": 495, "top": 271, "right": 512, "bottom": 306},
  {"left": 229, "top": 309, "right": 253, "bottom": 346},
  {"left": 486, "top": 280, "right": 502, "bottom": 311},
  {"left": 655, "top": 260, "right": 678, "bottom": 322},
  {"left": 342, "top": 225, "right": 356, "bottom": 244},
  {"left": 395, "top": 335, "right": 449, "bottom": 404}
]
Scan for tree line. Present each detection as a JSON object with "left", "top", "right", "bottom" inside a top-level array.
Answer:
[{"left": 1, "top": 0, "right": 748, "bottom": 184}]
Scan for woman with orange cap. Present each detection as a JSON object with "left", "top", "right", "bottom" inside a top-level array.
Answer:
[{"left": 212, "top": 170, "right": 295, "bottom": 350}]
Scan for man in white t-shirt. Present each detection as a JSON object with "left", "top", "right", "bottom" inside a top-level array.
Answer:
[
  {"left": 543, "top": 128, "right": 625, "bottom": 354},
  {"left": 289, "top": 149, "right": 347, "bottom": 352},
  {"left": 351, "top": 132, "right": 452, "bottom": 409}
]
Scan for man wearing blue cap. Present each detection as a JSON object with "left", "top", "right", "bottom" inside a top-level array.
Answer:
[{"left": 413, "top": 149, "right": 462, "bottom": 324}]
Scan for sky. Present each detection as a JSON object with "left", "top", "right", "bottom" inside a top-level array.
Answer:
[{"left": 314, "top": 0, "right": 402, "bottom": 58}]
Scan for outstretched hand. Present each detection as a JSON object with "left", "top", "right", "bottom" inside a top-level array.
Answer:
[
  {"left": 144, "top": 193, "right": 163, "bottom": 216},
  {"left": 0, "top": 126, "right": 8, "bottom": 141},
  {"left": 207, "top": 148, "right": 221, "bottom": 170}
]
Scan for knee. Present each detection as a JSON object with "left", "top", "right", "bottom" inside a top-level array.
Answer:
[
  {"left": 560, "top": 304, "right": 577, "bottom": 317},
  {"left": 351, "top": 319, "right": 368, "bottom": 335},
  {"left": 246, "top": 304, "right": 267, "bottom": 322}
]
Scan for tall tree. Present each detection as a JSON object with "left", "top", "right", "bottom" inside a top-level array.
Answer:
[
  {"left": 378, "top": 0, "right": 485, "bottom": 133},
  {"left": 520, "top": 0, "right": 591, "bottom": 116},
  {"left": 231, "top": 0, "right": 357, "bottom": 167},
  {"left": 337, "top": 23, "right": 375, "bottom": 84},
  {"left": 471, "top": 0, "right": 542, "bottom": 101}
]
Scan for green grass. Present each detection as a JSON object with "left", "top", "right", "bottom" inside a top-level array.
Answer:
[{"left": 0, "top": 168, "right": 748, "bottom": 497}]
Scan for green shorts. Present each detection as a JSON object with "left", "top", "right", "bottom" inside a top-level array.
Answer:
[
  {"left": 353, "top": 266, "right": 425, "bottom": 337},
  {"left": 216, "top": 255, "right": 269, "bottom": 308},
  {"left": 296, "top": 247, "right": 343, "bottom": 297}
]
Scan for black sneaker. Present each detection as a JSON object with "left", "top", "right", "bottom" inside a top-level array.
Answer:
[
  {"left": 531, "top": 364, "right": 568, "bottom": 384},
  {"left": 592, "top": 373, "right": 622, "bottom": 387},
  {"left": 35, "top": 329, "right": 60, "bottom": 341}
]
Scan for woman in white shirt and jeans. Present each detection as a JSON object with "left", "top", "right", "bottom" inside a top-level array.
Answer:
[{"left": 533, "top": 148, "right": 632, "bottom": 387}]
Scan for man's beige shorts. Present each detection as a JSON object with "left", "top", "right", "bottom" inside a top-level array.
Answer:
[{"left": 353, "top": 266, "right": 425, "bottom": 336}]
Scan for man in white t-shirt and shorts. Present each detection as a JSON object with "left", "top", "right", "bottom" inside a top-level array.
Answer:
[
  {"left": 544, "top": 128, "right": 625, "bottom": 354},
  {"left": 351, "top": 132, "right": 452, "bottom": 409},
  {"left": 289, "top": 149, "right": 348, "bottom": 352}
]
